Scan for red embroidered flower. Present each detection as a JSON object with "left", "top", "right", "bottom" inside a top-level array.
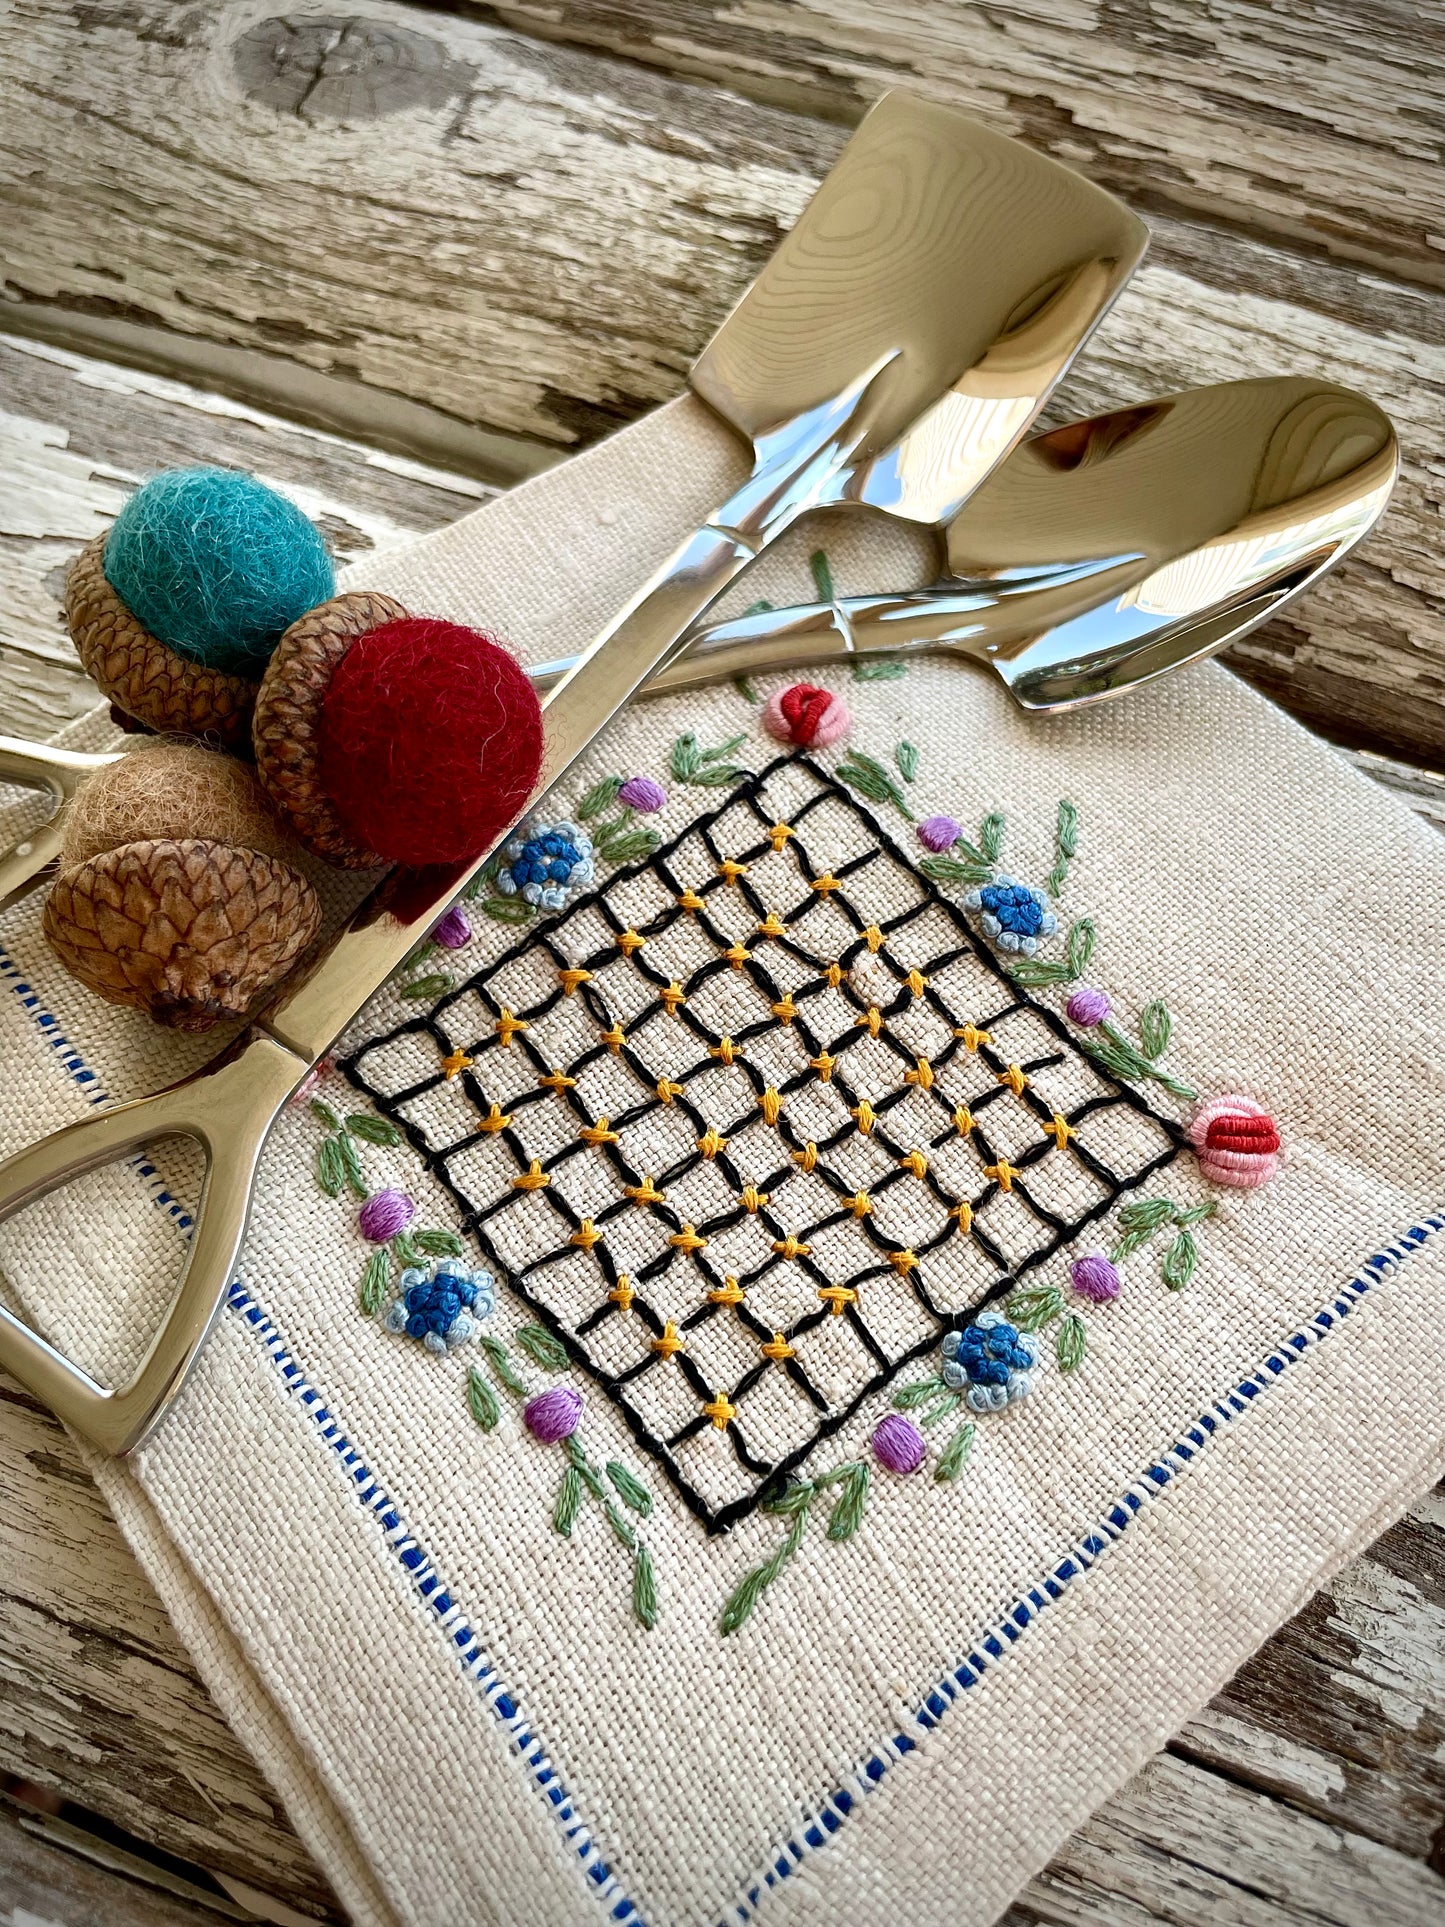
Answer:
[
  {"left": 762, "top": 681, "right": 852, "bottom": 748},
  {"left": 1189, "top": 1094, "right": 1280, "bottom": 1189}
]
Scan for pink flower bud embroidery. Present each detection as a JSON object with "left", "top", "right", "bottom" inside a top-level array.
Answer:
[{"left": 1189, "top": 1094, "right": 1280, "bottom": 1189}]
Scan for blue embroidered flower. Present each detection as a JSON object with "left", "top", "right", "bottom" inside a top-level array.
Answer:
[
  {"left": 384, "top": 1258, "right": 496, "bottom": 1354},
  {"left": 941, "top": 1310, "right": 1038, "bottom": 1412},
  {"left": 498, "top": 815, "right": 594, "bottom": 912},
  {"left": 963, "top": 874, "right": 1058, "bottom": 956}
]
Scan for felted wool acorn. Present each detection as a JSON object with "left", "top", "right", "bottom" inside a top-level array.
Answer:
[
  {"left": 64, "top": 468, "right": 335, "bottom": 749},
  {"left": 253, "top": 597, "right": 544, "bottom": 870},
  {"left": 43, "top": 741, "right": 321, "bottom": 1032}
]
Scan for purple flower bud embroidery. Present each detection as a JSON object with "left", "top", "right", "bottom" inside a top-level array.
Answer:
[
  {"left": 618, "top": 774, "right": 667, "bottom": 813},
  {"left": 357, "top": 1188, "right": 415, "bottom": 1243},
  {"left": 871, "top": 1411, "right": 926, "bottom": 1475},
  {"left": 1066, "top": 986, "right": 1111, "bottom": 1027},
  {"left": 917, "top": 815, "right": 961, "bottom": 854},
  {"left": 524, "top": 1384, "right": 584, "bottom": 1443},
  {"left": 432, "top": 904, "right": 472, "bottom": 949},
  {"left": 1070, "top": 1252, "right": 1121, "bottom": 1302}
]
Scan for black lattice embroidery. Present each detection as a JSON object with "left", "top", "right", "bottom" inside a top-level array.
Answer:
[{"left": 344, "top": 756, "right": 1184, "bottom": 1531}]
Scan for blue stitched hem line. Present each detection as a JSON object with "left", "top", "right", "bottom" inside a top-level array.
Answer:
[{"left": 2, "top": 941, "right": 1439, "bottom": 1926}]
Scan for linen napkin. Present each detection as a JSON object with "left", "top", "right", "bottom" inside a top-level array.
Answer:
[{"left": 1, "top": 390, "right": 1442, "bottom": 1927}]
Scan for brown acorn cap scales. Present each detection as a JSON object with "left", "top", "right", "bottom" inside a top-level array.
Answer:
[
  {"left": 252, "top": 589, "right": 408, "bottom": 869},
  {"left": 64, "top": 534, "right": 258, "bottom": 749},
  {"left": 43, "top": 838, "right": 321, "bottom": 1032}
]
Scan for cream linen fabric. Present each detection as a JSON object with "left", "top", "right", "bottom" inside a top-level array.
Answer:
[{"left": 1, "top": 392, "right": 1443, "bottom": 1927}]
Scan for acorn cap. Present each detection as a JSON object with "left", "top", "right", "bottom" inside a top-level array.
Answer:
[
  {"left": 252, "top": 589, "right": 408, "bottom": 869},
  {"left": 64, "top": 535, "right": 258, "bottom": 749},
  {"left": 43, "top": 837, "right": 321, "bottom": 1032}
]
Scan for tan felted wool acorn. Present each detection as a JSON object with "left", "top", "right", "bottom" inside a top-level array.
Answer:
[{"left": 43, "top": 742, "right": 321, "bottom": 1032}]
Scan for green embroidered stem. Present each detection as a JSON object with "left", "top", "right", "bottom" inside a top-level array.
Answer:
[
  {"left": 594, "top": 827, "right": 662, "bottom": 865},
  {"left": 1110, "top": 1197, "right": 1218, "bottom": 1286},
  {"left": 919, "top": 1389, "right": 962, "bottom": 1428},
  {"left": 894, "top": 741, "right": 919, "bottom": 783},
  {"left": 562, "top": 1435, "right": 657, "bottom": 1623},
  {"left": 399, "top": 972, "right": 454, "bottom": 1002},
  {"left": 819, "top": 1460, "right": 869, "bottom": 1542},
  {"left": 1081, "top": 1020, "right": 1196, "bottom": 1099},
  {"left": 809, "top": 549, "right": 835, "bottom": 602},
  {"left": 852, "top": 658, "right": 908, "bottom": 680},
  {"left": 554, "top": 1464, "right": 583, "bottom": 1536},
  {"left": 732, "top": 673, "right": 760, "bottom": 703},
  {"left": 1004, "top": 1283, "right": 1065, "bottom": 1332},
  {"left": 1046, "top": 798, "right": 1079, "bottom": 899},
  {"left": 392, "top": 1227, "right": 423, "bottom": 1267},
  {"left": 481, "top": 896, "right": 536, "bottom": 925},
  {"left": 979, "top": 812, "right": 1005, "bottom": 862},
  {"left": 835, "top": 751, "right": 916, "bottom": 820},
  {"left": 920, "top": 853, "right": 993, "bottom": 887},
  {"left": 935, "top": 1420, "right": 975, "bottom": 1482},
  {"left": 720, "top": 1460, "right": 869, "bottom": 1632},
  {"left": 465, "top": 1366, "right": 500, "bottom": 1433},
  {"left": 742, "top": 598, "right": 773, "bottom": 618}
]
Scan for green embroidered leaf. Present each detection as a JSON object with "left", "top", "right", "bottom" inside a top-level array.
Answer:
[
  {"left": 1056, "top": 1312, "right": 1087, "bottom": 1372},
  {"left": 920, "top": 855, "right": 993, "bottom": 887},
  {"left": 632, "top": 1543, "right": 659, "bottom": 1630},
  {"left": 1117, "top": 1197, "right": 1178, "bottom": 1234},
  {"left": 919, "top": 1389, "right": 962, "bottom": 1428},
  {"left": 699, "top": 733, "right": 747, "bottom": 765},
  {"left": 835, "top": 755, "right": 916, "bottom": 820},
  {"left": 465, "top": 1367, "right": 500, "bottom": 1433},
  {"left": 346, "top": 1114, "right": 401, "bottom": 1146},
  {"left": 359, "top": 1248, "right": 391, "bottom": 1317},
  {"left": 809, "top": 549, "right": 836, "bottom": 602},
  {"left": 1006, "top": 958, "right": 1074, "bottom": 987},
  {"left": 392, "top": 1228, "right": 422, "bottom": 1267},
  {"left": 576, "top": 775, "right": 624, "bottom": 821},
  {"left": 851, "top": 657, "right": 907, "bottom": 680},
  {"left": 672, "top": 732, "right": 749, "bottom": 786},
  {"left": 414, "top": 1228, "right": 464, "bottom": 1257},
  {"left": 742, "top": 599, "right": 773, "bottom": 617},
  {"left": 733, "top": 673, "right": 759, "bottom": 703},
  {"left": 399, "top": 972, "right": 453, "bottom": 1001},
  {"left": 1005, "top": 1283, "right": 1066, "bottom": 1332},
  {"left": 1081, "top": 1027, "right": 1196, "bottom": 1099},
  {"left": 1066, "top": 917, "right": 1096, "bottom": 978},
  {"left": 336, "top": 1133, "right": 368, "bottom": 1200},
  {"left": 720, "top": 1489, "right": 813, "bottom": 1633},
  {"left": 688, "top": 762, "right": 750, "bottom": 788},
  {"left": 1163, "top": 1227, "right": 1198, "bottom": 1291},
  {"left": 479, "top": 1334, "right": 528, "bottom": 1396},
  {"left": 596, "top": 829, "right": 661, "bottom": 865},
  {"left": 309, "top": 1098, "right": 343, "bottom": 1133},
  {"left": 823, "top": 1461, "right": 870, "bottom": 1543},
  {"left": 1139, "top": 999, "right": 1173, "bottom": 1061},
  {"left": 481, "top": 896, "right": 536, "bottom": 925},
  {"left": 979, "top": 812, "right": 1005, "bottom": 862},
  {"left": 566, "top": 1433, "right": 606, "bottom": 1501},
  {"left": 895, "top": 741, "right": 919, "bottom": 783},
  {"left": 671, "top": 734, "right": 702, "bottom": 780},
  {"left": 935, "top": 1419, "right": 975, "bottom": 1482},
  {"left": 1175, "top": 1202, "right": 1217, "bottom": 1228},
  {"left": 892, "top": 1374, "right": 946, "bottom": 1409},
  {"left": 553, "top": 1464, "right": 582, "bottom": 1536},
  {"left": 606, "top": 1460, "right": 653, "bottom": 1517},
  {"left": 1046, "top": 798, "right": 1079, "bottom": 899},
  {"left": 515, "top": 1323, "right": 569, "bottom": 1372},
  {"left": 462, "top": 853, "right": 501, "bottom": 900},
  {"left": 316, "top": 1135, "right": 344, "bottom": 1198}
]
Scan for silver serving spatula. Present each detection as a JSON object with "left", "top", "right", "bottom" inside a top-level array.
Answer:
[{"left": 0, "top": 94, "right": 1146, "bottom": 1454}]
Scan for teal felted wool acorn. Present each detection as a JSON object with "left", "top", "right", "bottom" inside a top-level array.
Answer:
[{"left": 64, "top": 468, "right": 335, "bottom": 749}]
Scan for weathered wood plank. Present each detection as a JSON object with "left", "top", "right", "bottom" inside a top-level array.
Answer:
[
  {"left": 482, "top": 0, "right": 1445, "bottom": 294},
  {"left": 3, "top": 3, "right": 1443, "bottom": 760},
  {"left": 0, "top": 1790, "right": 247, "bottom": 1927}
]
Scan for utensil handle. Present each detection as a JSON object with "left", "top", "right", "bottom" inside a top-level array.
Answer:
[
  {"left": 0, "top": 737, "right": 127, "bottom": 909},
  {"left": 0, "top": 1033, "right": 307, "bottom": 1453}
]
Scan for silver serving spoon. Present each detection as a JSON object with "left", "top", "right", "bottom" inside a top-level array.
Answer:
[{"left": 527, "top": 376, "right": 1397, "bottom": 710}]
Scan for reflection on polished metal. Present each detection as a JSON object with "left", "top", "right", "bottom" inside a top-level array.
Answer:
[
  {"left": 0, "top": 737, "right": 124, "bottom": 913},
  {"left": 546, "top": 377, "right": 1394, "bottom": 710},
  {"left": 0, "top": 94, "right": 1147, "bottom": 1455}
]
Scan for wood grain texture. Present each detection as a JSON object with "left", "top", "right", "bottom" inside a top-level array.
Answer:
[
  {"left": 479, "top": 0, "right": 1445, "bottom": 293},
  {"left": 3, "top": 2, "right": 1444, "bottom": 758}
]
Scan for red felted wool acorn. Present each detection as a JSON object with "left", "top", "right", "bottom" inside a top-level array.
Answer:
[{"left": 253, "top": 594, "right": 543, "bottom": 869}]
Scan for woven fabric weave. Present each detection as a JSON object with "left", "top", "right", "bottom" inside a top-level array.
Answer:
[{"left": 1, "top": 392, "right": 1442, "bottom": 1927}]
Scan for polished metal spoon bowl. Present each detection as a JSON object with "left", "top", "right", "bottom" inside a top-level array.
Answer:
[{"left": 528, "top": 375, "right": 1396, "bottom": 710}]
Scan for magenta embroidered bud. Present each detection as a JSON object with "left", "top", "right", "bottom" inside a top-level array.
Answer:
[
  {"left": 1066, "top": 986, "right": 1111, "bottom": 1027},
  {"left": 524, "top": 1384, "right": 584, "bottom": 1443},
  {"left": 871, "top": 1411, "right": 926, "bottom": 1475},
  {"left": 357, "top": 1187, "right": 415, "bottom": 1243},
  {"left": 1070, "top": 1252, "right": 1121, "bottom": 1302},
  {"left": 618, "top": 774, "right": 667, "bottom": 812},
  {"left": 432, "top": 904, "right": 472, "bottom": 949},
  {"left": 917, "top": 815, "right": 961, "bottom": 854}
]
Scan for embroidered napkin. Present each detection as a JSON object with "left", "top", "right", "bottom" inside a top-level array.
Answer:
[{"left": 2, "top": 391, "right": 1443, "bottom": 1927}]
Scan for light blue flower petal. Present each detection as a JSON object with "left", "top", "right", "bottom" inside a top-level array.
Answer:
[
  {"left": 941, "top": 1329, "right": 962, "bottom": 1359},
  {"left": 383, "top": 1303, "right": 407, "bottom": 1333},
  {"left": 941, "top": 1359, "right": 968, "bottom": 1390},
  {"left": 398, "top": 1267, "right": 425, "bottom": 1290},
  {"left": 522, "top": 881, "right": 543, "bottom": 905},
  {"left": 496, "top": 872, "right": 517, "bottom": 896},
  {"left": 1007, "top": 1370, "right": 1035, "bottom": 1403}
]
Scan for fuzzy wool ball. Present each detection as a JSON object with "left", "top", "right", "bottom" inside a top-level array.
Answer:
[
  {"left": 103, "top": 468, "right": 334, "bottom": 678},
  {"left": 62, "top": 742, "right": 297, "bottom": 870},
  {"left": 317, "top": 616, "right": 543, "bottom": 868}
]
